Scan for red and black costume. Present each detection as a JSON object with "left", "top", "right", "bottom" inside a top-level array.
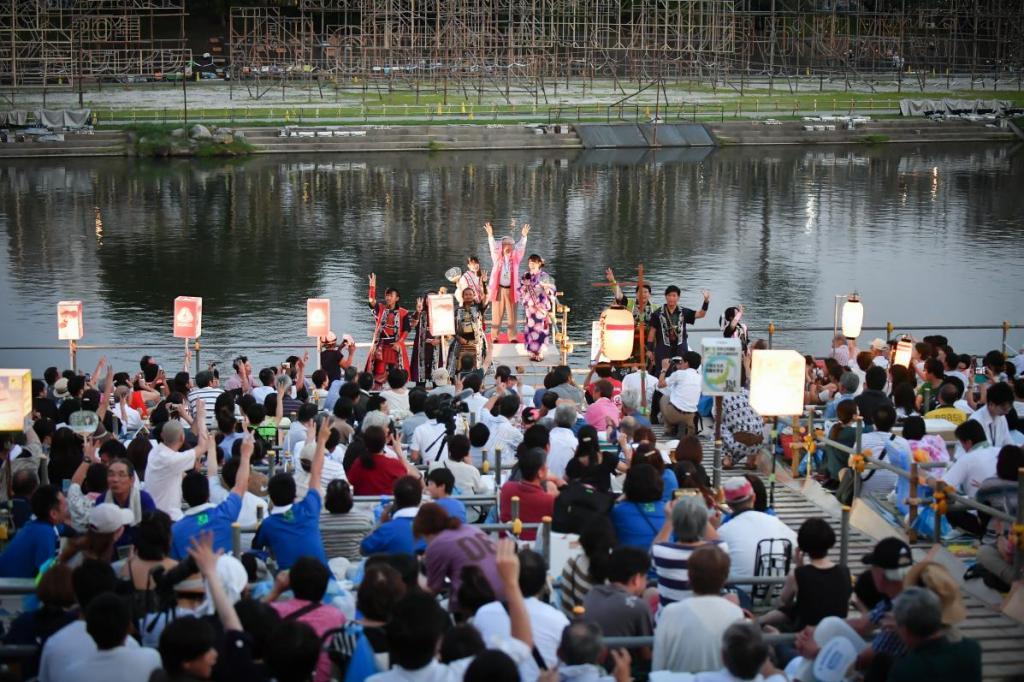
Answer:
[{"left": 366, "top": 283, "right": 413, "bottom": 385}]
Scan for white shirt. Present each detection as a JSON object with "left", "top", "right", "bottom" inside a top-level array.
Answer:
[
  {"left": 717, "top": 510, "right": 797, "bottom": 580},
  {"left": 941, "top": 445, "right": 1000, "bottom": 498},
  {"left": 113, "top": 402, "right": 144, "bottom": 434},
  {"left": 251, "top": 385, "right": 275, "bottom": 404},
  {"left": 39, "top": 621, "right": 140, "bottom": 682},
  {"left": 547, "top": 427, "right": 579, "bottom": 478},
  {"left": 945, "top": 370, "right": 970, "bottom": 389},
  {"left": 858, "top": 431, "right": 909, "bottom": 497},
  {"left": 622, "top": 370, "right": 658, "bottom": 405},
  {"left": 484, "top": 415, "right": 524, "bottom": 462},
  {"left": 665, "top": 368, "right": 702, "bottom": 412},
  {"left": 209, "top": 479, "right": 268, "bottom": 527},
  {"left": 65, "top": 645, "right": 162, "bottom": 682},
  {"left": 650, "top": 670, "right": 788, "bottom": 682},
  {"left": 187, "top": 386, "right": 224, "bottom": 427},
  {"left": 653, "top": 596, "right": 744, "bottom": 673},
  {"left": 367, "top": 635, "right": 532, "bottom": 682},
  {"left": 428, "top": 458, "right": 485, "bottom": 494},
  {"left": 295, "top": 457, "right": 347, "bottom": 499},
  {"left": 412, "top": 420, "right": 451, "bottom": 463},
  {"left": 143, "top": 443, "right": 197, "bottom": 521},
  {"left": 474, "top": 597, "right": 570, "bottom": 671},
  {"left": 464, "top": 392, "right": 488, "bottom": 419},
  {"left": 285, "top": 421, "right": 309, "bottom": 463},
  {"left": 381, "top": 389, "right": 412, "bottom": 422},
  {"left": 970, "top": 407, "right": 1012, "bottom": 450}
]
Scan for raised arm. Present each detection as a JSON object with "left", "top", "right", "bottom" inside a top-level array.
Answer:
[
  {"left": 694, "top": 289, "right": 711, "bottom": 320},
  {"left": 189, "top": 533, "right": 243, "bottom": 632},
  {"left": 495, "top": 538, "right": 532, "bottom": 648},
  {"left": 307, "top": 418, "right": 331, "bottom": 495},
  {"left": 89, "top": 356, "right": 107, "bottom": 390},
  {"left": 606, "top": 267, "right": 625, "bottom": 304},
  {"left": 95, "top": 367, "right": 115, "bottom": 422},
  {"left": 367, "top": 273, "right": 378, "bottom": 311},
  {"left": 231, "top": 433, "right": 253, "bottom": 498},
  {"left": 484, "top": 222, "right": 498, "bottom": 261},
  {"left": 515, "top": 223, "right": 530, "bottom": 258}
]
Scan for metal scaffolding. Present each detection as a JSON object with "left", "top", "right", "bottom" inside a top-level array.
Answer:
[{"left": 0, "top": 0, "right": 188, "bottom": 87}]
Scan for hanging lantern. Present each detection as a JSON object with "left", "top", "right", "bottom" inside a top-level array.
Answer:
[
  {"left": 749, "top": 350, "right": 805, "bottom": 417},
  {"left": 307, "top": 298, "right": 331, "bottom": 338},
  {"left": 57, "top": 300, "right": 84, "bottom": 341},
  {"left": 600, "top": 305, "right": 635, "bottom": 362},
  {"left": 173, "top": 296, "right": 203, "bottom": 339},
  {"left": 893, "top": 339, "right": 913, "bottom": 368},
  {"left": 841, "top": 294, "right": 863, "bottom": 339},
  {"left": 0, "top": 369, "right": 32, "bottom": 431},
  {"left": 428, "top": 294, "right": 456, "bottom": 337}
]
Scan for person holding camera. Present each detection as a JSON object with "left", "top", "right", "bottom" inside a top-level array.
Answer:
[{"left": 657, "top": 352, "right": 702, "bottom": 438}]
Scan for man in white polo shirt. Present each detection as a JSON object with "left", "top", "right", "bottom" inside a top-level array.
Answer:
[
  {"left": 658, "top": 351, "right": 702, "bottom": 437},
  {"left": 145, "top": 410, "right": 207, "bottom": 522}
]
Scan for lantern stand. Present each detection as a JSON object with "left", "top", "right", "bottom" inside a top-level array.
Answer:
[
  {"left": 69, "top": 339, "right": 78, "bottom": 373},
  {"left": 194, "top": 340, "right": 202, "bottom": 374}
]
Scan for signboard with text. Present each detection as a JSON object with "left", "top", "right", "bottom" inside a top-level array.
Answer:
[{"left": 701, "top": 337, "right": 742, "bottom": 395}]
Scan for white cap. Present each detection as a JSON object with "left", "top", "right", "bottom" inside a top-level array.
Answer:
[
  {"left": 812, "top": 637, "right": 859, "bottom": 682},
  {"left": 869, "top": 338, "right": 887, "bottom": 350},
  {"left": 89, "top": 503, "right": 135, "bottom": 533}
]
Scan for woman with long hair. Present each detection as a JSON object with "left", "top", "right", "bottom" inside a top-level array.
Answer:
[
  {"left": 564, "top": 425, "right": 620, "bottom": 492},
  {"left": 610, "top": 463, "right": 666, "bottom": 549},
  {"left": 558, "top": 516, "right": 616, "bottom": 617},
  {"left": 518, "top": 254, "right": 556, "bottom": 362},
  {"left": 410, "top": 290, "right": 440, "bottom": 386}
]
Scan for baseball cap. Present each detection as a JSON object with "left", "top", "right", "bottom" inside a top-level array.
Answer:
[
  {"left": 299, "top": 441, "right": 316, "bottom": 462},
  {"left": 89, "top": 503, "right": 135, "bottom": 533},
  {"left": 862, "top": 537, "right": 913, "bottom": 579},
  {"left": 722, "top": 477, "right": 754, "bottom": 504},
  {"left": 869, "top": 338, "right": 887, "bottom": 351}
]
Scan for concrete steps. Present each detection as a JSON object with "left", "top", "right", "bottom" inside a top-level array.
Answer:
[
  {"left": 237, "top": 124, "right": 583, "bottom": 154},
  {"left": 0, "top": 131, "right": 129, "bottom": 158}
]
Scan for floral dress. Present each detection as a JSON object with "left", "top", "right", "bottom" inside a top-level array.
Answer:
[
  {"left": 721, "top": 388, "right": 765, "bottom": 463},
  {"left": 519, "top": 270, "right": 556, "bottom": 355}
]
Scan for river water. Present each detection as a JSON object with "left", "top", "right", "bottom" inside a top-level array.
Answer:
[{"left": 1, "top": 143, "right": 1023, "bottom": 375}]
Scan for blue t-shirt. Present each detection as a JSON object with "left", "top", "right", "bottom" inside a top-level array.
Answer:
[
  {"left": 435, "top": 497, "right": 467, "bottom": 523},
  {"left": 252, "top": 490, "right": 328, "bottom": 569},
  {"left": 610, "top": 500, "right": 665, "bottom": 550},
  {"left": 660, "top": 469, "right": 679, "bottom": 503},
  {"left": 170, "top": 493, "right": 244, "bottom": 560},
  {"left": 0, "top": 520, "right": 59, "bottom": 578},
  {"left": 360, "top": 515, "right": 426, "bottom": 556}
]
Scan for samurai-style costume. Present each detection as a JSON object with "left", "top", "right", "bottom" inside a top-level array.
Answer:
[
  {"left": 455, "top": 270, "right": 488, "bottom": 314},
  {"left": 649, "top": 304, "right": 696, "bottom": 368},
  {"left": 447, "top": 304, "right": 488, "bottom": 370},
  {"left": 366, "top": 284, "right": 412, "bottom": 385},
  {"left": 411, "top": 293, "right": 441, "bottom": 384},
  {"left": 519, "top": 270, "right": 556, "bottom": 355}
]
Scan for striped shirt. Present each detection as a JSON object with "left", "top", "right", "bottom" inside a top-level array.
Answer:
[
  {"left": 319, "top": 509, "right": 375, "bottom": 562},
  {"left": 558, "top": 555, "right": 593, "bottom": 618},
  {"left": 869, "top": 598, "right": 908, "bottom": 657},
  {"left": 651, "top": 539, "right": 728, "bottom": 606},
  {"left": 188, "top": 387, "right": 224, "bottom": 427}
]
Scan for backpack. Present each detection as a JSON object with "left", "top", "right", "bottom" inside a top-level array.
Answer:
[
  {"left": 322, "top": 621, "right": 383, "bottom": 681},
  {"left": 551, "top": 482, "right": 614, "bottom": 534}
]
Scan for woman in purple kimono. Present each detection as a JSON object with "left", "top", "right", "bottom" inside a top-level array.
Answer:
[{"left": 518, "top": 254, "right": 556, "bottom": 362}]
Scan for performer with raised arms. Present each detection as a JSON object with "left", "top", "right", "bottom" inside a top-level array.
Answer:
[
  {"left": 366, "top": 273, "right": 414, "bottom": 387},
  {"left": 484, "top": 219, "right": 530, "bottom": 344}
]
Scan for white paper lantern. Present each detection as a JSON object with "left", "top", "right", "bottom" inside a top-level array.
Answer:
[
  {"left": 600, "top": 306, "right": 635, "bottom": 362},
  {"left": 428, "top": 294, "right": 456, "bottom": 337},
  {"left": 893, "top": 340, "right": 913, "bottom": 368},
  {"left": 749, "top": 350, "right": 805, "bottom": 417},
  {"left": 0, "top": 370, "right": 32, "bottom": 431},
  {"left": 841, "top": 294, "right": 863, "bottom": 339},
  {"left": 57, "top": 301, "right": 84, "bottom": 341}
]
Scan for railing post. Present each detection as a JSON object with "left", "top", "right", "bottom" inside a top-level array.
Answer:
[
  {"left": 840, "top": 505, "right": 851, "bottom": 566},
  {"left": 495, "top": 446, "right": 503, "bottom": 487},
  {"left": 768, "top": 322, "right": 775, "bottom": 349},
  {"left": 790, "top": 430, "right": 802, "bottom": 477},
  {"left": 908, "top": 461, "right": 919, "bottom": 543},
  {"left": 193, "top": 339, "right": 201, "bottom": 373},
  {"left": 805, "top": 408, "right": 815, "bottom": 484},
  {"left": 69, "top": 339, "right": 78, "bottom": 373},
  {"left": 1003, "top": 321, "right": 1011, "bottom": 358},
  {"left": 933, "top": 481, "right": 944, "bottom": 544},
  {"left": 712, "top": 439, "right": 722, "bottom": 490},
  {"left": 232, "top": 522, "right": 241, "bottom": 558},
  {"left": 541, "top": 516, "right": 552, "bottom": 566},
  {"left": 852, "top": 417, "right": 864, "bottom": 500}
]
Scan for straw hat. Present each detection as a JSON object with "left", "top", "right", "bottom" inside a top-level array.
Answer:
[{"left": 904, "top": 562, "right": 967, "bottom": 625}]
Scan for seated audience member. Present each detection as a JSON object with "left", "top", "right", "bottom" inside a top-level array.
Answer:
[
  {"left": 760, "top": 517, "right": 852, "bottom": 630},
  {"left": 361, "top": 476, "right": 426, "bottom": 556},
  {"left": 581, "top": 546, "right": 653, "bottom": 662},
  {"left": 652, "top": 495, "right": 727, "bottom": 606},
  {"left": 424, "top": 468, "right": 467, "bottom": 523},
  {"left": 716, "top": 477, "right": 797, "bottom": 584},
  {"left": 650, "top": 622, "right": 787, "bottom": 682},
  {"left": 653, "top": 545, "right": 743, "bottom": 673},
  {"left": 887, "top": 587, "right": 981, "bottom": 682},
  {"left": 559, "top": 516, "right": 616, "bottom": 617},
  {"left": 319, "top": 479, "right": 374, "bottom": 562},
  {"left": 266, "top": 557, "right": 345, "bottom": 682},
  {"left": 857, "top": 404, "right": 908, "bottom": 498},
  {"left": 0, "top": 485, "right": 67, "bottom": 578},
  {"left": 610, "top": 464, "right": 666, "bottom": 549},
  {"left": 64, "top": 593, "right": 162, "bottom": 681},
  {"left": 346, "top": 426, "right": 420, "bottom": 496},
  {"left": 428, "top": 433, "right": 486, "bottom": 495},
  {"left": 546, "top": 405, "right": 580, "bottom": 478},
  {"left": 791, "top": 537, "right": 913, "bottom": 679},
  {"left": 855, "top": 366, "right": 893, "bottom": 427},
  {"left": 584, "top": 379, "right": 621, "bottom": 431},
  {"left": 499, "top": 447, "right": 555, "bottom": 541},
  {"left": 565, "top": 426, "right": 620, "bottom": 492},
  {"left": 1, "top": 565, "right": 75, "bottom": 678},
  {"left": 555, "top": 622, "right": 632, "bottom": 682},
  {"left": 252, "top": 421, "right": 330, "bottom": 570}
]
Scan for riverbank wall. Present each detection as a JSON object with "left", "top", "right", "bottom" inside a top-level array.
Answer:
[{"left": 0, "top": 118, "right": 1017, "bottom": 159}]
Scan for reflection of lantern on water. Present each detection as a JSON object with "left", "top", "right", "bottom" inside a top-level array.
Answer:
[
  {"left": 749, "top": 350, "right": 805, "bottom": 417},
  {"left": 599, "top": 305, "right": 635, "bottom": 362}
]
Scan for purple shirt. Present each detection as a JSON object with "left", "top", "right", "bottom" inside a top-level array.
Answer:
[
  {"left": 584, "top": 397, "right": 620, "bottom": 431},
  {"left": 424, "top": 524, "right": 506, "bottom": 611}
]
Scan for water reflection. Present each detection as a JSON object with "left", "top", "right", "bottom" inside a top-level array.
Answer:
[{"left": 1, "top": 143, "right": 1022, "bottom": 372}]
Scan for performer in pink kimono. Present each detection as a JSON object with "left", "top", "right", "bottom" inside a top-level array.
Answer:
[
  {"left": 484, "top": 219, "right": 530, "bottom": 343},
  {"left": 519, "top": 255, "right": 556, "bottom": 362}
]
